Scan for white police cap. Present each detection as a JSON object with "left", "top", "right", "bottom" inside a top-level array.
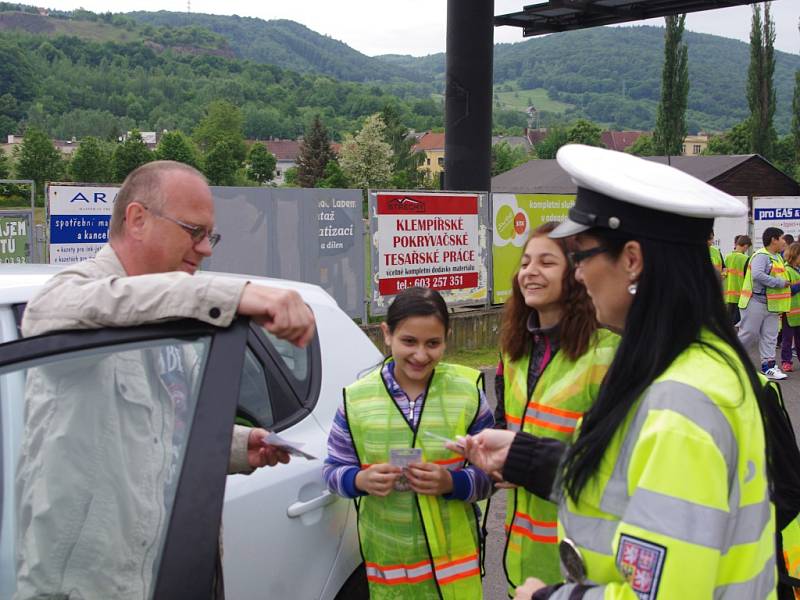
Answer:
[{"left": 550, "top": 144, "right": 747, "bottom": 243}]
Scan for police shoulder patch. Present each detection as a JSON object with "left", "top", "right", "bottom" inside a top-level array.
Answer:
[{"left": 616, "top": 534, "right": 666, "bottom": 599}]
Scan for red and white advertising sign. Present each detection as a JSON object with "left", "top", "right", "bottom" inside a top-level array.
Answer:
[{"left": 376, "top": 192, "right": 480, "bottom": 296}]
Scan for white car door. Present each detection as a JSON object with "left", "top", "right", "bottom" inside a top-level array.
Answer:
[{"left": 221, "top": 325, "right": 352, "bottom": 600}]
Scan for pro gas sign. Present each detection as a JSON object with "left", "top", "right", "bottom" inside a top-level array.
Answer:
[{"left": 48, "top": 185, "right": 119, "bottom": 264}]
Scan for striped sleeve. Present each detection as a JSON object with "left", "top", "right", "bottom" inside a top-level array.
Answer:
[{"left": 322, "top": 403, "right": 364, "bottom": 498}]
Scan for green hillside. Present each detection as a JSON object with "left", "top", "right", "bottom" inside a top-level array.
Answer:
[
  {"left": 127, "top": 11, "right": 427, "bottom": 84},
  {"left": 377, "top": 25, "right": 800, "bottom": 134},
  {"left": 0, "top": 28, "right": 443, "bottom": 142}
]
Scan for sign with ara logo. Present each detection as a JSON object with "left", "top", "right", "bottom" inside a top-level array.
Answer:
[{"left": 48, "top": 184, "right": 120, "bottom": 265}]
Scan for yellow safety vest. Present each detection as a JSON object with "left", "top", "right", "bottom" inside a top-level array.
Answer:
[
  {"left": 558, "top": 331, "right": 775, "bottom": 598},
  {"left": 501, "top": 328, "right": 619, "bottom": 591},
  {"left": 786, "top": 265, "right": 800, "bottom": 327},
  {"left": 345, "top": 362, "right": 484, "bottom": 599},
  {"left": 723, "top": 251, "right": 748, "bottom": 305},
  {"left": 740, "top": 248, "right": 791, "bottom": 313},
  {"left": 710, "top": 246, "right": 724, "bottom": 271}
]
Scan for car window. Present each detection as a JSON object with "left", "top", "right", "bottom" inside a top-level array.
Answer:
[
  {"left": 1, "top": 335, "right": 211, "bottom": 600},
  {"left": 236, "top": 347, "right": 274, "bottom": 428},
  {"left": 261, "top": 329, "right": 308, "bottom": 381},
  {"left": 253, "top": 325, "right": 320, "bottom": 412},
  {"left": 235, "top": 330, "right": 314, "bottom": 431}
]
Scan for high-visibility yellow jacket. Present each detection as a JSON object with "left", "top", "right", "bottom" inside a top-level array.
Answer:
[
  {"left": 345, "top": 362, "right": 484, "bottom": 600},
  {"left": 786, "top": 265, "right": 800, "bottom": 327},
  {"left": 555, "top": 331, "right": 775, "bottom": 599},
  {"left": 723, "top": 251, "right": 749, "bottom": 305},
  {"left": 740, "top": 248, "right": 790, "bottom": 313},
  {"left": 710, "top": 246, "right": 724, "bottom": 271},
  {"left": 501, "top": 328, "right": 618, "bottom": 591}
]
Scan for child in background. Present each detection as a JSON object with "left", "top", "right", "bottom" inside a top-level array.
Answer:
[
  {"left": 324, "top": 286, "right": 493, "bottom": 599},
  {"left": 723, "top": 234, "right": 752, "bottom": 326},
  {"left": 781, "top": 242, "right": 800, "bottom": 372}
]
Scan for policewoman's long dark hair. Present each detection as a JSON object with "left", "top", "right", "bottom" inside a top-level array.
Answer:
[{"left": 560, "top": 227, "right": 769, "bottom": 502}]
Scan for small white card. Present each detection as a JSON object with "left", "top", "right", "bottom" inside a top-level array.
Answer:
[
  {"left": 262, "top": 432, "right": 317, "bottom": 460},
  {"left": 389, "top": 448, "right": 422, "bottom": 491}
]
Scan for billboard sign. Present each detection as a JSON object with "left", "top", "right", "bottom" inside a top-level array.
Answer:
[
  {"left": 371, "top": 191, "right": 487, "bottom": 311},
  {"left": 753, "top": 197, "right": 800, "bottom": 250},
  {"left": 491, "top": 193, "right": 575, "bottom": 303},
  {"left": 48, "top": 184, "right": 119, "bottom": 264},
  {"left": 0, "top": 212, "right": 32, "bottom": 263}
]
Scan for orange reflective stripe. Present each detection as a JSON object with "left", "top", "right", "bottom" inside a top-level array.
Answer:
[
  {"left": 507, "top": 512, "right": 559, "bottom": 543},
  {"left": 768, "top": 292, "right": 791, "bottom": 300},
  {"left": 789, "top": 308, "right": 800, "bottom": 316},
  {"left": 741, "top": 289, "right": 753, "bottom": 298},
  {"left": 366, "top": 559, "right": 434, "bottom": 585},
  {"left": 724, "top": 290, "right": 741, "bottom": 297},
  {"left": 523, "top": 415, "right": 575, "bottom": 434},
  {"left": 434, "top": 553, "right": 481, "bottom": 585},
  {"left": 520, "top": 401, "right": 581, "bottom": 434},
  {"left": 528, "top": 401, "right": 582, "bottom": 420},
  {"left": 727, "top": 269, "right": 744, "bottom": 277}
]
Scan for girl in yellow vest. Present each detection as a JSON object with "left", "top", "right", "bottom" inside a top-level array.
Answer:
[
  {"left": 495, "top": 221, "right": 618, "bottom": 593},
  {"left": 323, "top": 286, "right": 494, "bottom": 599},
  {"left": 450, "top": 145, "right": 780, "bottom": 600},
  {"left": 780, "top": 242, "right": 800, "bottom": 373}
]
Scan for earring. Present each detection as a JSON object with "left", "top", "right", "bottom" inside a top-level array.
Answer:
[{"left": 627, "top": 282, "right": 638, "bottom": 295}]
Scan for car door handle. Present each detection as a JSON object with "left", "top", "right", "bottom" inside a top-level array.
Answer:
[{"left": 287, "top": 491, "right": 336, "bottom": 518}]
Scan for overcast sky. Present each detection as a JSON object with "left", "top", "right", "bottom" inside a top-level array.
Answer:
[{"left": 41, "top": 0, "right": 800, "bottom": 56}]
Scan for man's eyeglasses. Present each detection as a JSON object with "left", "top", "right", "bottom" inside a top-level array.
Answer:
[
  {"left": 567, "top": 246, "right": 607, "bottom": 267},
  {"left": 144, "top": 205, "right": 221, "bottom": 248}
]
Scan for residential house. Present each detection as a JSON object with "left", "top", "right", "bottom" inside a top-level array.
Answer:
[
  {"left": 412, "top": 132, "right": 446, "bottom": 177},
  {"left": 601, "top": 131, "right": 644, "bottom": 153},
  {"left": 682, "top": 133, "right": 710, "bottom": 157}
]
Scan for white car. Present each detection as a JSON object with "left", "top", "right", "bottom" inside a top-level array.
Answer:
[{"left": 0, "top": 265, "right": 381, "bottom": 599}]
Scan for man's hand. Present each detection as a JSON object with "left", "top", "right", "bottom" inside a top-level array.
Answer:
[
  {"left": 355, "top": 463, "right": 402, "bottom": 496},
  {"left": 247, "top": 428, "right": 290, "bottom": 468},
  {"left": 237, "top": 283, "right": 316, "bottom": 348},
  {"left": 514, "top": 577, "right": 546, "bottom": 599},
  {"left": 446, "top": 429, "right": 515, "bottom": 481},
  {"left": 406, "top": 462, "right": 453, "bottom": 496}
]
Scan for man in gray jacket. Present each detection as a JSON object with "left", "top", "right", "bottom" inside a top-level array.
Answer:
[{"left": 15, "top": 161, "right": 316, "bottom": 599}]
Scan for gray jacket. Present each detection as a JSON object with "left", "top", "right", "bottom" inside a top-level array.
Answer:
[{"left": 15, "top": 245, "right": 252, "bottom": 600}]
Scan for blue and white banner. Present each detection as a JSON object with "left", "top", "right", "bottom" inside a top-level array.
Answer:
[
  {"left": 48, "top": 184, "right": 119, "bottom": 264},
  {"left": 753, "top": 197, "right": 800, "bottom": 250}
]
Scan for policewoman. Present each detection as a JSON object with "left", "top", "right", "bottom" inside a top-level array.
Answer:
[
  {"left": 495, "top": 221, "right": 618, "bottom": 592},
  {"left": 323, "top": 286, "right": 494, "bottom": 599},
  {"left": 453, "top": 145, "right": 776, "bottom": 599}
]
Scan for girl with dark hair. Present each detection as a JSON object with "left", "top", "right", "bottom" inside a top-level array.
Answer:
[
  {"left": 323, "top": 286, "right": 494, "bottom": 599},
  {"left": 495, "top": 222, "right": 618, "bottom": 592},
  {"left": 451, "top": 145, "right": 779, "bottom": 599}
]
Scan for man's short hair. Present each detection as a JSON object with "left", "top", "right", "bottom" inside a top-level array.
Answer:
[
  {"left": 737, "top": 235, "right": 752, "bottom": 248},
  {"left": 109, "top": 161, "right": 207, "bottom": 239},
  {"left": 783, "top": 233, "right": 795, "bottom": 245},
  {"left": 763, "top": 227, "right": 784, "bottom": 248}
]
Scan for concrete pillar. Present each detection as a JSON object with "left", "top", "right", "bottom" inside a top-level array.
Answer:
[{"left": 444, "top": 0, "right": 494, "bottom": 192}]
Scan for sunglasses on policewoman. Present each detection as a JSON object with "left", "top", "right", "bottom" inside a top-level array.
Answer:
[
  {"left": 143, "top": 205, "right": 221, "bottom": 248},
  {"left": 567, "top": 246, "right": 607, "bottom": 267}
]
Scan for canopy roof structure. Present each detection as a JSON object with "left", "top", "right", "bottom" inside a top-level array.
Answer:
[{"left": 495, "top": 0, "right": 767, "bottom": 37}]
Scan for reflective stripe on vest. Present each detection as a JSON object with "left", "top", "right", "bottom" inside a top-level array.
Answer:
[
  {"left": 345, "top": 362, "right": 483, "bottom": 600},
  {"left": 506, "top": 512, "right": 558, "bottom": 543},
  {"left": 502, "top": 328, "right": 619, "bottom": 588},
  {"left": 558, "top": 332, "right": 775, "bottom": 597},
  {"left": 740, "top": 248, "right": 791, "bottom": 313}
]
